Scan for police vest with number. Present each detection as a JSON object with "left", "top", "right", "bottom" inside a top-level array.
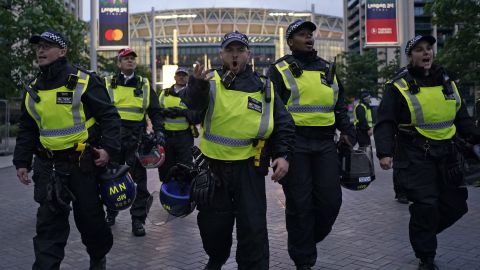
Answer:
[
  {"left": 393, "top": 78, "right": 461, "bottom": 140},
  {"left": 105, "top": 75, "right": 150, "bottom": 121},
  {"left": 159, "top": 89, "right": 189, "bottom": 131},
  {"left": 354, "top": 103, "right": 373, "bottom": 128},
  {"left": 25, "top": 70, "right": 96, "bottom": 151},
  {"left": 199, "top": 71, "right": 274, "bottom": 161},
  {"left": 274, "top": 60, "right": 339, "bottom": 126}
]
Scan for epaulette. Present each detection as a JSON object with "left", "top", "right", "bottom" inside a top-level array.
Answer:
[
  {"left": 385, "top": 67, "right": 408, "bottom": 85},
  {"left": 73, "top": 64, "right": 96, "bottom": 76},
  {"left": 272, "top": 55, "right": 294, "bottom": 65}
]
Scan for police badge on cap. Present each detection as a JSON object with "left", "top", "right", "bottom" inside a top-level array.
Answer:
[
  {"left": 286, "top": 20, "right": 317, "bottom": 39},
  {"left": 29, "top": 29, "right": 68, "bottom": 49}
]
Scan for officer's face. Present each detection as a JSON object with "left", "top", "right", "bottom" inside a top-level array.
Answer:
[
  {"left": 288, "top": 28, "right": 315, "bottom": 52},
  {"left": 408, "top": 40, "right": 434, "bottom": 70},
  {"left": 174, "top": 72, "right": 188, "bottom": 86},
  {"left": 117, "top": 55, "right": 137, "bottom": 75},
  {"left": 34, "top": 41, "right": 66, "bottom": 67},
  {"left": 220, "top": 42, "right": 251, "bottom": 74}
]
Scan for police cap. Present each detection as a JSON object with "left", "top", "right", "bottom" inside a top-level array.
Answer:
[{"left": 29, "top": 29, "right": 68, "bottom": 49}]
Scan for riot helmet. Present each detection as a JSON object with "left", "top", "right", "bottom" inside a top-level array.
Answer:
[
  {"left": 136, "top": 132, "right": 165, "bottom": 168},
  {"left": 159, "top": 166, "right": 196, "bottom": 217},
  {"left": 338, "top": 146, "right": 375, "bottom": 190},
  {"left": 98, "top": 164, "right": 136, "bottom": 211}
]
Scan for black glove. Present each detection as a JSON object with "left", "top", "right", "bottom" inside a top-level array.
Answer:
[
  {"left": 163, "top": 107, "right": 187, "bottom": 118},
  {"left": 154, "top": 131, "right": 166, "bottom": 148},
  {"left": 165, "top": 163, "right": 197, "bottom": 183},
  {"left": 191, "top": 169, "right": 216, "bottom": 206}
]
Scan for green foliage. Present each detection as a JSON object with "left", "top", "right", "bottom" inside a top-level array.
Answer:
[
  {"left": 0, "top": 0, "right": 88, "bottom": 99},
  {"left": 337, "top": 50, "right": 379, "bottom": 98},
  {"left": 426, "top": 0, "right": 480, "bottom": 85}
]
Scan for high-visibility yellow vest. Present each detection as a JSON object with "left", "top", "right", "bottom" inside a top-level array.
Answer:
[
  {"left": 393, "top": 78, "right": 461, "bottom": 140},
  {"left": 105, "top": 75, "right": 150, "bottom": 121},
  {"left": 274, "top": 60, "right": 339, "bottom": 126},
  {"left": 199, "top": 71, "right": 274, "bottom": 160},
  {"left": 159, "top": 89, "right": 189, "bottom": 131},
  {"left": 25, "top": 70, "right": 96, "bottom": 150},
  {"left": 354, "top": 103, "right": 373, "bottom": 128}
]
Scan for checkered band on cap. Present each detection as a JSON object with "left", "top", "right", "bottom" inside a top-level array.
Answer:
[
  {"left": 285, "top": 20, "right": 317, "bottom": 39},
  {"left": 41, "top": 32, "right": 67, "bottom": 49},
  {"left": 405, "top": 35, "right": 423, "bottom": 55}
]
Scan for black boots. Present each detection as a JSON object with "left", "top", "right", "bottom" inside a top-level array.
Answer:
[
  {"left": 132, "top": 220, "right": 146, "bottom": 236},
  {"left": 418, "top": 258, "right": 438, "bottom": 270},
  {"left": 89, "top": 256, "right": 106, "bottom": 270}
]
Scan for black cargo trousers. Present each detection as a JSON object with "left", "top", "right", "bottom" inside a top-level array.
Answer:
[
  {"left": 393, "top": 139, "right": 468, "bottom": 260},
  {"left": 32, "top": 156, "right": 112, "bottom": 269},
  {"left": 158, "top": 129, "right": 194, "bottom": 182},
  {"left": 280, "top": 138, "right": 342, "bottom": 267},
  {"left": 196, "top": 158, "right": 269, "bottom": 270},
  {"left": 106, "top": 141, "right": 151, "bottom": 223}
]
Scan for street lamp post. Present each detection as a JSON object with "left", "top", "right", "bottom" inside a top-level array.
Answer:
[
  {"left": 90, "top": 0, "right": 97, "bottom": 71},
  {"left": 151, "top": 7, "right": 156, "bottom": 89}
]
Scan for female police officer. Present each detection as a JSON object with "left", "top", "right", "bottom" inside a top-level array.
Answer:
[{"left": 374, "top": 35, "right": 479, "bottom": 270}]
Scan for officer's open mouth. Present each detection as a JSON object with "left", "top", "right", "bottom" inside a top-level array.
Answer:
[
  {"left": 232, "top": 61, "right": 238, "bottom": 67},
  {"left": 422, "top": 58, "right": 431, "bottom": 63}
]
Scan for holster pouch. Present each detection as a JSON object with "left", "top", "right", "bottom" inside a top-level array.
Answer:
[{"left": 445, "top": 142, "right": 466, "bottom": 187}]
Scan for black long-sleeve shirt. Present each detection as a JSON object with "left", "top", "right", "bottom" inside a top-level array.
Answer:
[
  {"left": 268, "top": 51, "right": 356, "bottom": 146},
  {"left": 374, "top": 65, "right": 478, "bottom": 158},
  {"left": 180, "top": 66, "right": 295, "bottom": 160},
  {"left": 13, "top": 57, "right": 121, "bottom": 169}
]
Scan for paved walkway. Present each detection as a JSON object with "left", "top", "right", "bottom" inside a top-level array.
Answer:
[{"left": 1, "top": 156, "right": 479, "bottom": 269}]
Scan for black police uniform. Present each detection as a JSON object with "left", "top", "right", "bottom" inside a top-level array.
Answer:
[
  {"left": 13, "top": 57, "right": 121, "bottom": 269},
  {"left": 105, "top": 73, "right": 165, "bottom": 228},
  {"left": 268, "top": 51, "right": 356, "bottom": 268},
  {"left": 158, "top": 85, "right": 203, "bottom": 182},
  {"left": 181, "top": 66, "right": 295, "bottom": 269},
  {"left": 374, "top": 64, "right": 479, "bottom": 262},
  {"left": 354, "top": 101, "right": 372, "bottom": 146}
]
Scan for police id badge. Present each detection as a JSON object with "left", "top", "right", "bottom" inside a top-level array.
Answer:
[
  {"left": 247, "top": 97, "right": 262, "bottom": 113},
  {"left": 56, "top": 92, "right": 73, "bottom": 104}
]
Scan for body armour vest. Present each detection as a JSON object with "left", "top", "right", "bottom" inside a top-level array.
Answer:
[{"left": 105, "top": 75, "right": 150, "bottom": 121}]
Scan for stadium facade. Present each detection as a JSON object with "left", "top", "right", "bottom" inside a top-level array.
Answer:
[{"left": 99, "top": 7, "right": 344, "bottom": 86}]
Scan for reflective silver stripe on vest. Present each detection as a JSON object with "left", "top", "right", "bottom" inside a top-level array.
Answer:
[
  {"left": 105, "top": 77, "right": 114, "bottom": 102},
  {"left": 256, "top": 80, "right": 271, "bottom": 138},
  {"left": 159, "top": 92, "right": 165, "bottom": 107},
  {"left": 165, "top": 118, "right": 188, "bottom": 124},
  {"left": 40, "top": 123, "right": 86, "bottom": 137},
  {"left": 117, "top": 107, "right": 144, "bottom": 113},
  {"left": 451, "top": 81, "right": 461, "bottom": 110},
  {"left": 331, "top": 78, "right": 339, "bottom": 107},
  {"left": 204, "top": 80, "right": 216, "bottom": 133},
  {"left": 28, "top": 71, "right": 88, "bottom": 137},
  {"left": 141, "top": 77, "right": 148, "bottom": 113},
  {"left": 287, "top": 105, "right": 333, "bottom": 113},
  {"left": 277, "top": 61, "right": 300, "bottom": 105}
]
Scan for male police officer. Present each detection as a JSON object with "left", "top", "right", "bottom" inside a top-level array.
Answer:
[
  {"left": 104, "top": 48, "right": 165, "bottom": 236},
  {"left": 158, "top": 67, "right": 202, "bottom": 182},
  {"left": 354, "top": 91, "right": 373, "bottom": 147},
  {"left": 180, "top": 31, "right": 295, "bottom": 270},
  {"left": 14, "top": 29, "right": 121, "bottom": 269},
  {"left": 268, "top": 20, "right": 356, "bottom": 270}
]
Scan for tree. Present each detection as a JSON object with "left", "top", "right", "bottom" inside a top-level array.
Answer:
[
  {"left": 425, "top": 0, "right": 480, "bottom": 86},
  {"left": 337, "top": 50, "right": 379, "bottom": 98},
  {"left": 0, "top": 0, "right": 88, "bottom": 99}
]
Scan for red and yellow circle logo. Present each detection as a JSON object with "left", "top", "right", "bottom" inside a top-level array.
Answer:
[{"left": 104, "top": 29, "right": 123, "bottom": 41}]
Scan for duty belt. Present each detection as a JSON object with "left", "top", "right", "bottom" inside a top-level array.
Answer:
[
  {"left": 397, "top": 129, "right": 452, "bottom": 146},
  {"left": 36, "top": 147, "right": 81, "bottom": 161}
]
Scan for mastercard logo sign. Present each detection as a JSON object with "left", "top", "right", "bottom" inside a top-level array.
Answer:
[{"left": 104, "top": 29, "right": 124, "bottom": 41}]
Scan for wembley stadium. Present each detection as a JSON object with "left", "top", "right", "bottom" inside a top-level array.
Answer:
[{"left": 99, "top": 7, "right": 343, "bottom": 86}]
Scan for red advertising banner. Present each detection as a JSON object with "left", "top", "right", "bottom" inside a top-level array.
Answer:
[{"left": 365, "top": 0, "right": 398, "bottom": 46}]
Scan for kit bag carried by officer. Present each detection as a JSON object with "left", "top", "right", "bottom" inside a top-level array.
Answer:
[{"left": 13, "top": 29, "right": 122, "bottom": 269}]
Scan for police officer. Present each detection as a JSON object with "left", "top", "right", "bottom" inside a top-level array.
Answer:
[
  {"left": 268, "top": 20, "right": 356, "bottom": 270},
  {"left": 104, "top": 48, "right": 165, "bottom": 237},
  {"left": 13, "top": 29, "right": 121, "bottom": 269},
  {"left": 354, "top": 91, "right": 373, "bottom": 147},
  {"left": 180, "top": 31, "right": 295, "bottom": 270},
  {"left": 158, "top": 67, "right": 202, "bottom": 182},
  {"left": 374, "top": 35, "right": 479, "bottom": 270}
]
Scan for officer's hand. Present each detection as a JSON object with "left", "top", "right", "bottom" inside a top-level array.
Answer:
[
  {"left": 368, "top": 128, "right": 373, "bottom": 137},
  {"left": 271, "top": 157, "right": 289, "bottom": 182},
  {"left": 193, "top": 62, "right": 210, "bottom": 81},
  {"left": 17, "top": 168, "right": 31, "bottom": 185},
  {"left": 379, "top": 157, "right": 393, "bottom": 170},
  {"left": 94, "top": 148, "right": 110, "bottom": 167},
  {"left": 155, "top": 131, "right": 166, "bottom": 147},
  {"left": 339, "top": 134, "right": 353, "bottom": 148}
]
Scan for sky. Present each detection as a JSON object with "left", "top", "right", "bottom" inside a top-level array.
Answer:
[{"left": 82, "top": 0, "right": 344, "bottom": 21}]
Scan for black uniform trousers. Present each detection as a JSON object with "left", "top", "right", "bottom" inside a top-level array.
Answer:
[
  {"left": 158, "top": 129, "right": 194, "bottom": 182},
  {"left": 197, "top": 158, "right": 269, "bottom": 270},
  {"left": 394, "top": 140, "right": 468, "bottom": 260},
  {"left": 281, "top": 137, "right": 342, "bottom": 267},
  {"left": 107, "top": 144, "right": 151, "bottom": 223},
  {"left": 356, "top": 127, "right": 371, "bottom": 147},
  {"left": 32, "top": 157, "right": 112, "bottom": 269}
]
